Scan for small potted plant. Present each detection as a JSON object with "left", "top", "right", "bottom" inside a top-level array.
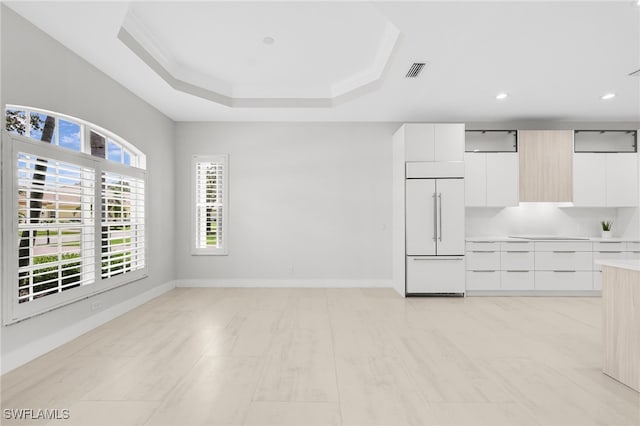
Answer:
[{"left": 601, "top": 220, "right": 613, "bottom": 239}]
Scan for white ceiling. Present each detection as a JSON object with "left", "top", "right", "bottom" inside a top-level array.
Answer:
[{"left": 5, "top": 1, "right": 640, "bottom": 122}]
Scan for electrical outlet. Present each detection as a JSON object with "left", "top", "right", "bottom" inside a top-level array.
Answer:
[
  {"left": 288, "top": 266, "right": 294, "bottom": 273},
  {"left": 90, "top": 301, "right": 102, "bottom": 311}
]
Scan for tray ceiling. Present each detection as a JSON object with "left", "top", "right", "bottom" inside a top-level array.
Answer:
[{"left": 3, "top": 1, "right": 640, "bottom": 122}]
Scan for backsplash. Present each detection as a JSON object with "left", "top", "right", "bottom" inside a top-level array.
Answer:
[{"left": 466, "top": 204, "right": 639, "bottom": 238}]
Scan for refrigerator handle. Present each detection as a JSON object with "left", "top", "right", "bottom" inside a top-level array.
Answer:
[
  {"left": 438, "top": 193, "right": 442, "bottom": 242},
  {"left": 432, "top": 193, "right": 437, "bottom": 242}
]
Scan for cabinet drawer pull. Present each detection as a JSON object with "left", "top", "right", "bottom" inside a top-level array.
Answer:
[
  {"left": 553, "top": 270, "right": 576, "bottom": 273},
  {"left": 471, "top": 270, "right": 496, "bottom": 273},
  {"left": 506, "top": 270, "right": 529, "bottom": 273},
  {"left": 505, "top": 251, "right": 529, "bottom": 253},
  {"left": 552, "top": 251, "right": 576, "bottom": 253},
  {"left": 596, "top": 251, "right": 622, "bottom": 253}
]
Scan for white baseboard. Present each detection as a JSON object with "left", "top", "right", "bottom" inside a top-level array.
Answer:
[
  {"left": 1, "top": 280, "right": 176, "bottom": 375},
  {"left": 466, "top": 290, "right": 601, "bottom": 297},
  {"left": 176, "top": 279, "right": 392, "bottom": 288}
]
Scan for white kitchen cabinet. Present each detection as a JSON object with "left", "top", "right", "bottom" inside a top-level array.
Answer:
[
  {"left": 407, "top": 256, "right": 465, "bottom": 293},
  {"left": 466, "top": 238, "right": 640, "bottom": 293},
  {"left": 404, "top": 123, "right": 464, "bottom": 161},
  {"left": 500, "top": 241, "right": 534, "bottom": 251},
  {"left": 501, "top": 251, "right": 534, "bottom": 270},
  {"left": 463, "top": 153, "right": 518, "bottom": 207},
  {"left": 573, "top": 153, "right": 638, "bottom": 207},
  {"left": 466, "top": 251, "right": 500, "bottom": 270},
  {"left": 466, "top": 271, "right": 500, "bottom": 290},
  {"left": 501, "top": 270, "right": 534, "bottom": 290},
  {"left": 593, "top": 251, "right": 628, "bottom": 272},
  {"left": 534, "top": 241, "right": 592, "bottom": 252},
  {"left": 464, "top": 153, "right": 486, "bottom": 207},
  {"left": 573, "top": 153, "right": 606, "bottom": 207},
  {"left": 404, "top": 124, "right": 435, "bottom": 161},
  {"left": 606, "top": 154, "right": 638, "bottom": 207},
  {"left": 486, "top": 153, "right": 519, "bottom": 206},
  {"left": 435, "top": 124, "right": 465, "bottom": 161},
  {"left": 534, "top": 271, "right": 593, "bottom": 291},
  {"left": 627, "top": 242, "right": 640, "bottom": 252},
  {"left": 466, "top": 241, "right": 500, "bottom": 251},
  {"left": 593, "top": 241, "right": 626, "bottom": 252},
  {"left": 535, "top": 251, "right": 592, "bottom": 271}
]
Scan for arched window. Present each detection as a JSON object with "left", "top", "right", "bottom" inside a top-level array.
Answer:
[{"left": 3, "top": 106, "right": 147, "bottom": 323}]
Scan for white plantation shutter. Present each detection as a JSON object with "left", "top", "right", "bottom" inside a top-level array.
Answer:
[
  {"left": 16, "top": 153, "right": 95, "bottom": 303},
  {"left": 4, "top": 107, "right": 148, "bottom": 323},
  {"left": 193, "top": 155, "right": 228, "bottom": 254},
  {"left": 101, "top": 172, "right": 145, "bottom": 278}
]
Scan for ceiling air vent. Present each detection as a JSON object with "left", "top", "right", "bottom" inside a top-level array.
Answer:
[
  {"left": 405, "top": 62, "right": 427, "bottom": 78},
  {"left": 629, "top": 68, "right": 640, "bottom": 77}
]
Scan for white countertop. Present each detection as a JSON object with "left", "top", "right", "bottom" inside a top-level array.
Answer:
[
  {"left": 467, "top": 236, "right": 640, "bottom": 243},
  {"left": 595, "top": 259, "right": 640, "bottom": 272}
]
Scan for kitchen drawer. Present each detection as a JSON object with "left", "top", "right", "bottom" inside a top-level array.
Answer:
[
  {"left": 593, "top": 251, "right": 628, "bottom": 271},
  {"left": 593, "top": 271, "right": 602, "bottom": 290},
  {"left": 535, "top": 251, "right": 592, "bottom": 271},
  {"left": 501, "top": 270, "right": 534, "bottom": 290},
  {"left": 534, "top": 241, "right": 592, "bottom": 252},
  {"left": 593, "top": 241, "right": 626, "bottom": 252},
  {"left": 627, "top": 251, "right": 640, "bottom": 261},
  {"left": 501, "top": 251, "right": 534, "bottom": 270},
  {"left": 501, "top": 241, "right": 534, "bottom": 252},
  {"left": 627, "top": 242, "right": 640, "bottom": 251},
  {"left": 466, "top": 241, "right": 500, "bottom": 252},
  {"left": 534, "top": 271, "right": 593, "bottom": 291},
  {"left": 406, "top": 256, "right": 465, "bottom": 294},
  {"left": 466, "top": 251, "right": 500, "bottom": 271},
  {"left": 466, "top": 271, "right": 500, "bottom": 291}
]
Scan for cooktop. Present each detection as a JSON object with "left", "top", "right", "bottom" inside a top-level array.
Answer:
[{"left": 508, "top": 235, "right": 590, "bottom": 241}]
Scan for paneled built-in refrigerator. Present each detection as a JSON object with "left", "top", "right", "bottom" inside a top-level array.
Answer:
[{"left": 405, "top": 163, "right": 465, "bottom": 294}]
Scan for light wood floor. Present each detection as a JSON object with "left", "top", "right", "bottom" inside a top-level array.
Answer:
[{"left": 2, "top": 288, "right": 639, "bottom": 426}]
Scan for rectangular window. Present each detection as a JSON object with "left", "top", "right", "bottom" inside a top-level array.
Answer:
[
  {"left": 16, "top": 153, "right": 95, "bottom": 303},
  {"left": 192, "top": 155, "right": 228, "bottom": 255},
  {"left": 101, "top": 172, "right": 145, "bottom": 278}
]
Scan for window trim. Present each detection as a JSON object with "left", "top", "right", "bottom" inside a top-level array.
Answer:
[
  {"left": 2, "top": 128, "right": 148, "bottom": 324},
  {"left": 191, "top": 154, "right": 228, "bottom": 256}
]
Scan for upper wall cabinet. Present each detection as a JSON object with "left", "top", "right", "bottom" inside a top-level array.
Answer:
[
  {"left": 404, "top": 123, "right": 465, "bottom": 162},
  {"left": 573, "top": 131, "right": 638, "bottom": 207},
  {"left": 465, "top": 153, "right": 519, "bottom": 207},
  {"left": 518, "top": 130, "right": 573, "bottom": 203},
  {"left": 574, "top": 153, "right": 638, "bottom": 207}
]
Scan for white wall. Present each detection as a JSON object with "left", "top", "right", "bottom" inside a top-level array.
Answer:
[
  {"left": 0, "top": 7, "right": 175, "bottom": 359},
  {"left": 174, "top": 122, "right": 395, "bottom": 284}
]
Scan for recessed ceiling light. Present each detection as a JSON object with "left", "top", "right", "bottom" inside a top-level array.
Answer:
[
  {"left": 496, "top": 93, "right": 508, "bottom": 100},
  {"left": 263, "top": 36, "right": 275, "bottom": 45},
  {"left": 601, "top": 93, "right": 616, "bottom": 100}
]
